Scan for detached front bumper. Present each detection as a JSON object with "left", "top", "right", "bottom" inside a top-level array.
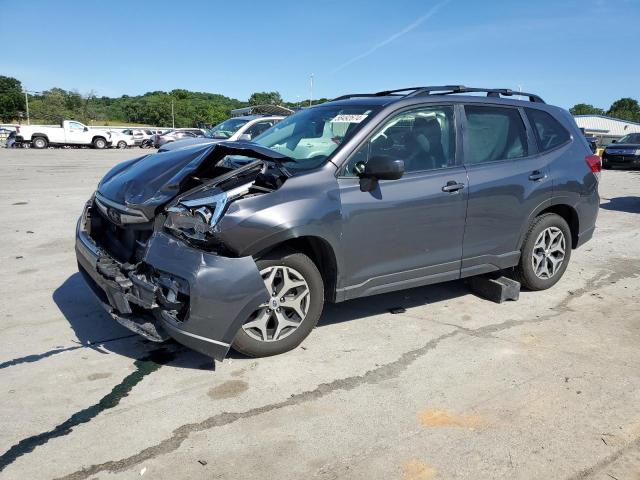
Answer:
[{"left": 75, "top": 206, "right": 269, "bottom": 360}]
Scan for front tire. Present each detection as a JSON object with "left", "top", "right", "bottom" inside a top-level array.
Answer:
[
  {"left": 93, "top": 137, "right": 107, "bottom": 149},
  {"left": 117, "top": 140, "right": 127, "bottom": 149},
  {"left": 514, "top": 213, "right": 572, "bottom": 290},
  {"left": 232, "top": 251, "right": 324, "bottom": 357}
]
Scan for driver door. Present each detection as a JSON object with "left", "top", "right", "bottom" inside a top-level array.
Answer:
[
  {"left": 65, "top": 121, "right": 87, "bottom": 144},
  {"left": 337, "top": 105, "right": 468, "bottom": 300}
]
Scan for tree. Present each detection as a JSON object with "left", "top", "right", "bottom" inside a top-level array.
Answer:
[
  {"left": 569, "top": 103, "right": 604, "bottom": 116},
  {"left": 249, "top": 91, "right": 283, "bottom": 106},
  {"left": 607, "top": 98, "right": 640, "bottom": 123},
  {"left": 0, "top": 75, "right": 26, "bottom": 122}
]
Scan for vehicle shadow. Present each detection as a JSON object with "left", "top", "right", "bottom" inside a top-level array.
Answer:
[
  {"left": 318, "top": 279, "right": 469, "bottom": 327},
  {"left": 54, "top": 273, "right": 473, "bottom": 365},
  {"left": 600, "top": 196, "right": 640, "bottom": 214},
  {"left": 52, "top": 273, "right": 212, "bottom": 370}
]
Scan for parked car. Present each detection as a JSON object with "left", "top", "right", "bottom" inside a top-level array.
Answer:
[
  {"left": 121, "top": 128, "right": 155, "bottom": 147},
  {"left": 159, "top": 116, "right": 284, "bottom": 152},
  {"left": 108, "top": 130, "right": 135, "bottom": 149},
  {"left": 14, "top": 120, "right": 111, "bottom": 149},
  {"left": 151, "top": 128, "right": 205, "bottom": 148},
  {"left": 602, "top": 133, "right": 640, "bottom": 169},
  {"left": 76, "top": 85, "right": 600, "bottom": 361}
]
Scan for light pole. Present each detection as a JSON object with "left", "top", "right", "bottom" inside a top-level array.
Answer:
[
  {"left": 171, "top": 99, "right": 175, "bottom": 128},
  {"left": 24, "top": 91, "right": 30, "bottom": 125},
  {"left": 309, "top": 74, "right": 314, "bottom": 107}
]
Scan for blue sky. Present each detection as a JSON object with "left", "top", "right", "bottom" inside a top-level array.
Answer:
[{"left": 1, "top": 0, "right": 639, "bottom": 109}]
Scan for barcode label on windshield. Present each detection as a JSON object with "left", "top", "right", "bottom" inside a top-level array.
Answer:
[{"left": 330, "top": 114, "right": 368, "bottom": 123}]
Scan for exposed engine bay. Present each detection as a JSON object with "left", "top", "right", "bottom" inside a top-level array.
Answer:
[
  {"left": 89, "top": 142, "right": 291, "bottom": 262},
  {"left": 163, "top": 157, "right": 288, "bottom": 251}
]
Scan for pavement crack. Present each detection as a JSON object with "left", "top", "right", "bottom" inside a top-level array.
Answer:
[
  {"left": 0, "top": 348, "right": 175, "bottom": 472},
  {"left": 565, "top": 435, "right": 640, "bottom": 480},
  {"left": 54, "top": 328, "right": 462, "bottom": 480},
  {"left": 51, "top": 261, "right": 640, "bottom": 480},
  {"left": 0, "top": 334, "right": 138, "bottom": 370}
]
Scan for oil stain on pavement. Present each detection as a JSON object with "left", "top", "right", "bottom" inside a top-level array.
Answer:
[
  {"left": 0, "top": 348, "right": 176, "bottom": 472},
  {"left": 208, "top": 380, "right": 249, "bottom": 400}
]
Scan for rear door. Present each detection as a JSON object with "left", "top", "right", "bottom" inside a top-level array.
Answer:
[
  {"left": 460, "top": 103, "right": 552, "bottom": 276},
  {"left": 338, "top": 104, "right": 468, "bottom": 299}
]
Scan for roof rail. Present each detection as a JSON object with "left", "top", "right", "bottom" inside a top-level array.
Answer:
[{"left": 332, "top": 85, "right": 545, "bottom": 104}]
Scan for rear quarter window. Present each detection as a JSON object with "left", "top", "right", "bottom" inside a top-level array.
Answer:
[
  {"left": 464, "top": 105, "right": 528, "bottom": 164},
  {"left": 525, "top": 108, "right": 571, "bottom": 152}
]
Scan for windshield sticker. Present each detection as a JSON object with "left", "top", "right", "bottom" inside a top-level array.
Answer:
[{"left": 330, "top": 114, "right": 368, "bottom": 124}]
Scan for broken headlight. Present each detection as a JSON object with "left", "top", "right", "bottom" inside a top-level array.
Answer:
[
  {"left": 164, "top": 184, "right": 249, "bottom": 243},
  {"left": 164, "top": 192, "right": 227, "bottom": 243}
]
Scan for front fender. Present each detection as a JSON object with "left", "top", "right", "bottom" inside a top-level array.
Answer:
[{"left": 215, "top": 166, "right": 343, "bottom": 259}]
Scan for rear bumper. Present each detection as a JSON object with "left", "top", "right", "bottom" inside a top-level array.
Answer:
[{"left": 75, "top": 204, "right": 269, "bottom": 360}]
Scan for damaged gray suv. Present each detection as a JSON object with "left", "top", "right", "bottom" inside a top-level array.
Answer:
[{"left": 76, "top": 85, "right": 600, "bottom": 360}]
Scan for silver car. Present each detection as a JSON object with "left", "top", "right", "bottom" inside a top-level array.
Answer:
[{"left": 152, "top": 128, "right": 205, "bottom": 148}]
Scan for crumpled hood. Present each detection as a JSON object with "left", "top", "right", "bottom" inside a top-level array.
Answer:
[{"left": 97, "top": 141, "right": 289, "bottom": 219}]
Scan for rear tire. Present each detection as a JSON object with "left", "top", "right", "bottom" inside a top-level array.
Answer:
[
  {"left": 232, "top": 251, "right": 324, "bottom": 357},
  {"left": 32, "top": 137, "right": 48, "bottom": 149},
  {"left": 514, "top": 213, "right": 572, "bottom": 291},
  {"left": 117, "top": 140, "right": 127, "bottom": 149},
  {"left": 93, "top": 137, "right": 107, "bottom": 149}
]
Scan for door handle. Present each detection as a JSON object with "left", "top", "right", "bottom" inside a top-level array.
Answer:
[
  {"left": 529, "top": 170, "right": 546, "bottom": 181},
  {"left": 442, "top": 181, "right": 465, "bottom": 193}
]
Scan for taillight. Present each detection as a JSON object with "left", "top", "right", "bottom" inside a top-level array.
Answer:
[{"left": 585, "top": 154, "right": 601, "bottom": 180}]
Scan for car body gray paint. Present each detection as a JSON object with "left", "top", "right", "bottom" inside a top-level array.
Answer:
[{"left": 76, "top": 92, "right": 600, "bottom": 359}]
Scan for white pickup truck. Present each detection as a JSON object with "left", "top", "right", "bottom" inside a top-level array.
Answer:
[{"left": 15, "top": 120, "right": 112, "bottom": 149}]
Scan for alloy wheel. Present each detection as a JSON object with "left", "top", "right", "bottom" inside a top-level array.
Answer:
[
  {"left": 531, "top": 226, "right": 566, "bottom": 279},
  {"left": 242, "top": 266, "right": 310, "bottom": 342}
]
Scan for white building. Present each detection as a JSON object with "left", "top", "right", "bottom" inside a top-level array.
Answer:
[{"left": 574, "top": 115, "right": 640, "bottom": 145}]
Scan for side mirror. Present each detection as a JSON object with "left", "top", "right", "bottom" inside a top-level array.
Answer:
[
  {"left": 358, "top": 155, "right": 404, "bottom": 192},
  {"left": 239, "top": 133, "right": 252, "bottom": 141},
  {"left": 84, "top": 127, "right": 89, "bottom": 132}
]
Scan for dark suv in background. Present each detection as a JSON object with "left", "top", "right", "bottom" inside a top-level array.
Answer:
[
  {"left": 602, "top": 133, "right": 640, "bottom": 169},
  {"left": 76, "top": 85, "right": 600, "bottom": 360}
]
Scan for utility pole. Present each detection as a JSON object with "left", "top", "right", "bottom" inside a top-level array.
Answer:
[
  {"left": 309, "top": 74, "right": 314, "bottom": 107},
  {"left": 24, "top": 91, "right": 30, "bottom": 125},
  {"left": 171, "top": 99, "right": 175, "bottom": 128}
]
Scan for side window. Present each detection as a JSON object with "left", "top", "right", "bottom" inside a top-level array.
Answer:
[
  {"left": 342, "top": 106, "right": 456, "bottom": 177},
  {"left": 525, "top": 108, "right": 570, "bottom": 152},
  {"left": 68, "top": 122, "right": 84, "bottom": 131},
  {"left": 464, "top": 105, "right": 528, "bottom": 164},
  {"left": 245, "top": 121, "right": 273, "bottom": 138}
]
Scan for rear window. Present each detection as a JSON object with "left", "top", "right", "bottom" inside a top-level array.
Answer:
[
  {"left": 525, "top": 108, "right": 571, "bottom": 152},
  {"left": 464, "top": 106, "right": 528, "bottom": 164}
]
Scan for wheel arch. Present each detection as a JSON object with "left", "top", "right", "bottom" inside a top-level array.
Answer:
[
  {"left": 536, "top": 204, "right": 579, "bottom": 249},
  {"left": 254, "top": 235, "right": 339, "bottom": 303},
  {"left": 519, "top": 201, "right": 580, "bottom": 250}
]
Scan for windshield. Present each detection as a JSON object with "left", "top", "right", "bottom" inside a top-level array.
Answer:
[
  {"left": 207, "top": 118, "right": 250, "bottom": 139},
  {"left": 617, "top": 133, "right": 640, "bottom": 144},
  {"left": 252, "top": 104, "right": 379, "bottom": 170}
]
